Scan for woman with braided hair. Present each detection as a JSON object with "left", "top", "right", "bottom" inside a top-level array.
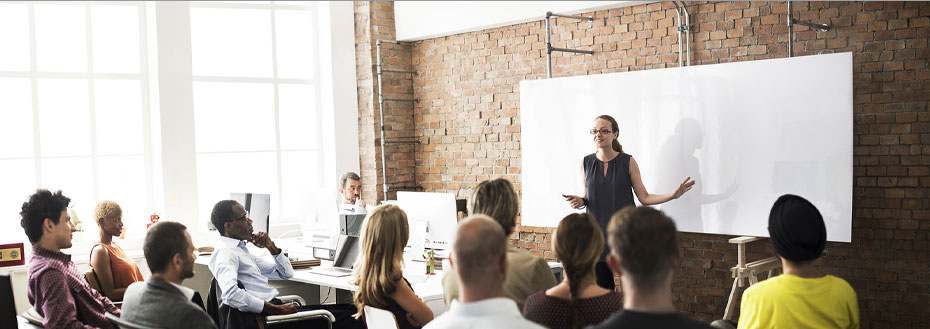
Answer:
[{"left": 522, "top": 213, "right": 621, "bottom": 329}]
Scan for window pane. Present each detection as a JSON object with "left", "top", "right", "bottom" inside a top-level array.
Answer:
[
  {"left": 196, "top": 152, "right": 279, "bottom": 225},
  {"left": 193, "top": 82, "right": 276, "bottom": 152},
  {"left": 40, "top": 157, "right": 94, "bottom": 225},
  {"left": 278, "top": 84, "right": 316, "bottom": 150},
  {"left": 37, "top": 79, "right": 91, "bottom": 157},
  {"left": 35, "top": 4, "right": 87, "bottom": 73},
  {"left": 97, "top": 155, "right": 148, "bottom": 240},
  {"left": 0, "top": 159, "right": 36, "bottom": 244},
  {"left": 0, "top": 4, "right": 30, "bottom": 71},
  {"left": 95, "top": 79, "right": 143, "bottom": 155},
  {"left": 91, "top": 5, "right": 140, "bottom": 74},
  {"left": 190, "top": 7, "right": 272, "bottom": 78},
  {"left": 275, "top": 9, "right": 314, "bottom": 79},
  {"left": 279, "top": 150, "right": 316, "bottom": 221},
  {"left": 0, "top": 78, "right": 35, "bottom": 158}
]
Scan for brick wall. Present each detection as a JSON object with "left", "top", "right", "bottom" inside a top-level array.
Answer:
[
  {"left": 354, "top": 1, "right": 418, "bottom": 201},
  {"left": 358, "top": 1, "right": 930, "bottom": 327}
]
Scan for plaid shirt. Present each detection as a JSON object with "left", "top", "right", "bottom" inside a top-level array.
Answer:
[{"left": 28, "top": 245, "right": 120, "bottom": 329}]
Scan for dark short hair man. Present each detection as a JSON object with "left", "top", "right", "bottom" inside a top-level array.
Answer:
[
  {"left": 122, "top": 221, "right": 217, "bottom": 329},
  {"left": 208, "top": 200, "right": 296, "bottom": 315},
  {"left": 591, "top": 206, "right": 712, "bottom": 329},
  {"left": 20, "top": 189, "right": 120, "bottom": 329}
]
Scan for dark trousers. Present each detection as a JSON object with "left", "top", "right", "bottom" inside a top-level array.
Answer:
[
  {"left": 269, "top": 303, "right": 364, "bottom": 329},
  {"left": 595, "top": 262, "right": 616, "bottom": 290}
]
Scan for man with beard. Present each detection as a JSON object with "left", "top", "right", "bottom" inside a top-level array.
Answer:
[{"left": 122, "top": 221, "right": 217, "bottom": 329}]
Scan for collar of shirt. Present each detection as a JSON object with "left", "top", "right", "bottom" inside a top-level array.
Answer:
[
  {"left": 217, "top": 235, "right": 247, "bottom": 250},
  {"left": 32, "top": 245, "right": 71, "bottom": 263},
  {"left": 448, "top": 297, "right": 521, "bottom": 317},
  {"left": 166, "top": 280, "right": 196, "bottom": 301}
]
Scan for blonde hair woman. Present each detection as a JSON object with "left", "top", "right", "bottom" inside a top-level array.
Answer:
[
  {"left": 90, "top": 200, "right": 144, "bottom": 301},
  {"left": 523, "top": 213, "right": 621, "bottom": 329},
  {"left": 352, "top": 205, "right": 433, "bottom": 328}
]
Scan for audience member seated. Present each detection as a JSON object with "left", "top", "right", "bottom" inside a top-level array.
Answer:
[
  {"left": 90, "top": 200, "right": 144, "bottom": 301},
  {"left": 20, "top": 189, "right": 120, "bottom": 329},
  {"left": 590, "top": 206, "right": 712, "bottom": 329},
  {"left": 523, "top": 213, "right": 621, "bottom": 329},
  {"left": 208, "top": 199, "right": 361, "bottom": 329},
  {"left": 338, "top": 171, "right": 367, "bottom": 214},
  {"left": 736, "top": 194, "right": 859, "bottom": 329},
  {"left": 442, "top": 178, "right": 557, "bottom": 310},
  {"left": 122, "top": 221, "right": 217, "bottom": 329},
  {"left": 351, "top": 204, "right": 433, "bottom": 328},
  {"left": 425, "top": 215, "right": 544, "bottom": 329}
]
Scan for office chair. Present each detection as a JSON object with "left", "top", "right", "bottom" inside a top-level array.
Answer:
[
  {"left": 363, "top": 306, "right": 398, "bottom": 329},
  {"left": 84, "top": 268, "right": 104, "bottom": 296},
  {"left": 207, "top": 279, "right": 334, "bottom": 329},
  {"left": 105, "top": 313, "right": 163, "bottom": 329}
]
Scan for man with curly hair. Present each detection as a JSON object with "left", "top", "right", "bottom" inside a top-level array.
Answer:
[{"left": 21, "top": 189, "right": 120, "bottom": 329}]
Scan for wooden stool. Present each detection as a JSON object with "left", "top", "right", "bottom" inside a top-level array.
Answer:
[{"left": 722, "top": 236, "right": 782, "bottom": 321}]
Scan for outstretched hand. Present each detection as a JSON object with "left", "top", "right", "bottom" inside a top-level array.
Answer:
[{"left": 672, "top": 177, "right": 696, "bottom": 199}]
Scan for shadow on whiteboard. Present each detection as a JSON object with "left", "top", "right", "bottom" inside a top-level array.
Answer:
[{"left": 656, "top": 118, "right": 739, "bottom": 233}]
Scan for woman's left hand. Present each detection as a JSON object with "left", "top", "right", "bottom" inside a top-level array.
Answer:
[{"left": 672, "top": 177, "right": 696, "bottom": 199}]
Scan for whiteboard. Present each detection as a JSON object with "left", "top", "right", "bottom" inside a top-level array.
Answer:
[{"left": 520, "top": 53, "right": 852, "bottom": 242}]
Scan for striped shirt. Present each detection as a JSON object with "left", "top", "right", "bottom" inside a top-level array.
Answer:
[{"left": 28, "top": 245, "right": 120, "bottom": 329}]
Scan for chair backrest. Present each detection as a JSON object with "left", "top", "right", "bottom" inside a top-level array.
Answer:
[
  {"left": 364, "top": 305, "right": 398, "bottom": 329},
  {"left": 84, "top": 268, "right": 104, "bottom": 296},
  {"left": 105, "top": 312, "right": 163, "bottom": 329},
  {"left": 0, "top": 273, "right": 17, "bottom": 329}
]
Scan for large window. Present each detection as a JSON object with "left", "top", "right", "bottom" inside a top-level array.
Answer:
[
  {"left": 188, "top": 1, "right": 321, "bottom": 227},
  {"left": 0, "top": 1, "right": 330, "bottom": 251},
  {"left": 0, "top": 2, "right": 153, "bottom": 247}
]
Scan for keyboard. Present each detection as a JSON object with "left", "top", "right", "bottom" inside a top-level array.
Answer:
[{"left": 309, "top": 266, "right": 353, "bottom": 277}]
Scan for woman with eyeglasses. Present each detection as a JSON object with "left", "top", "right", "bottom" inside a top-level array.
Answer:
[
  {"left": 90, "top": 200, "right": 144, "bottom": 301},
  {"left": 562, "top": 114, "right": 694, "bottom": 290}
]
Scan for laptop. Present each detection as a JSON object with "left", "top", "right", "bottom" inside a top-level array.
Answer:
[
  {"left": 307, "top": 235, "right": 360, "bottom": 277},
  {"left": 1, "top": 273, "right": 17, "bottom": 329}
]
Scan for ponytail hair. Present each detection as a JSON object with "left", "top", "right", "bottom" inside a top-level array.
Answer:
[
  {"left": 553, "top": 213, "right": 604, "bottom": 329},
  {"left": 595, "top": 114, "right": 623, "bottom": 153}
]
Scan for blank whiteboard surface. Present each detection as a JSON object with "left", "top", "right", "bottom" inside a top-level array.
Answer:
[{"left": 520, "top": 53, "right": 852, "bottom": 242}]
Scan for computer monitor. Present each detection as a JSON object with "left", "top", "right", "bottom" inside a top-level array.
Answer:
[
  {"left": 333, "top": 235, "right": 361, "bottom": 269},
  {"left": 397, "top": 191, "right": 458, "bottom": 250},
  {"left": 231, "top": 193, "right": 271, "bottom": 234}
]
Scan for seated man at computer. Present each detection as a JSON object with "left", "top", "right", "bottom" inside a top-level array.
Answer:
[
  {"left": 122, "top": 221, "right": 217, "bottom": 329},
  {"left": 338, "top": 172, "right": 367, "bottom": 214},
  {"left": 209, "top": 200, "right": 363, "bottom": 329},
  {"left": 209, "top": 199, "right": 297, "bottom": 316},
  {"left": 20, "top": 189, "right": 120, "bottom": 329}
]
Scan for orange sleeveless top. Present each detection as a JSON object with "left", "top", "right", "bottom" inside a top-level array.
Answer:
[{"left": 92, "top": 242, "right": 144, "bottom": 293}]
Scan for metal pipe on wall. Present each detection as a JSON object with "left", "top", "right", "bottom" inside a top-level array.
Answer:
[
  {"left": 787, "top": 1, "right": 793, "bottom": 57},
  {"left": 672, "top": 2, "right": 684, "bottom": 67},
  {"left": 375, "top": 40, "right": 389, "bottom": 199},
  {"left": 681, "top": 2, "right": 691, "bottom": 66},
  {"left": 545, "top": 12, "right": 552, "bottom": 78}
]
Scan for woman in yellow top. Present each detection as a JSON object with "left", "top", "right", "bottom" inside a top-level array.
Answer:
[
  {"left": 737, "top": 194, "right": 858, "bottom": 329},
  {"left": 90, "top": 200, "right": 144, "bottom": 301}
]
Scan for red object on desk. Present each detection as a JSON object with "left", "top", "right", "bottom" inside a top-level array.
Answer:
[{"left": 0, "top": 243, "right": 26, "bottom": 267}]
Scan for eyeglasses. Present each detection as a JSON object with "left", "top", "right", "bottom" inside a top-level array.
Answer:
[{"left": 589, "top": 129, "right": 614, "bottom": 135}]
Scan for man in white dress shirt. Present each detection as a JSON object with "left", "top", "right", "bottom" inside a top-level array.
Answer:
[
  {"left": 338, "top": 172, "right": 367, "bottom": 214},
  {"left": 208, "top": 199, "right": 297, "bottom": 316},
  {"left": 424, "top": 215, "right": 545, "bottom": 329}
]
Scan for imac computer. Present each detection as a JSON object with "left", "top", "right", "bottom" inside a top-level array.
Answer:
[
  {"left": 208, "top": 193, "right": 272, "bottom": 235},
  {"left": 397, "top": 191, "right": 458, "bottom": 250}
]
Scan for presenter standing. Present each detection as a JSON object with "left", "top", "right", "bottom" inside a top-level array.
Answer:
[{"left": 563, "top": 114, "right": 695, "bottom": 290}]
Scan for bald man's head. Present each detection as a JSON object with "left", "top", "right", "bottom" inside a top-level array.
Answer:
[{"left": 453, "top": 215, "right": 507, "bottom": 287}]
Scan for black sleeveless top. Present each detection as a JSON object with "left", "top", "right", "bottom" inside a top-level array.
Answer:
[{"left": 584, "top": 152, "right": 635, "bottom": 260}]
